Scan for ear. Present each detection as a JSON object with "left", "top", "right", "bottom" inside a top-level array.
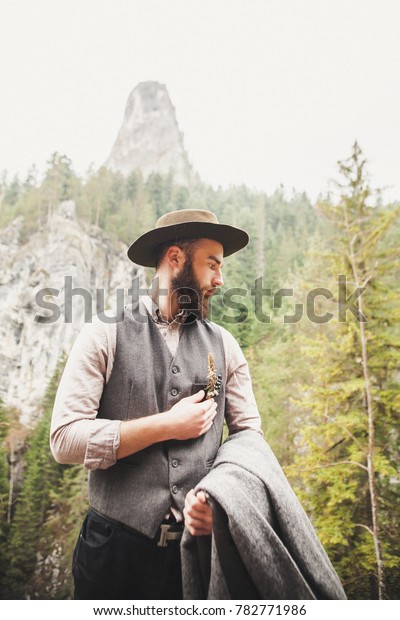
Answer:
[{"left": 165, "top": 245, "right": 185, "bottom": 269}]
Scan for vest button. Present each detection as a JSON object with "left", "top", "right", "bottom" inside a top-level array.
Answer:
[
  {"left": 171, "top": 366, "right": 179, "bottom": 374},
  {"left": 171, "top": 459, "right": 179, "bottom": 468},
  {"left": 172, "top": 485, "right": 178, "bottom": 494},
  {"left": 171, "top": 388, "right": 178, "bottom": 396}
]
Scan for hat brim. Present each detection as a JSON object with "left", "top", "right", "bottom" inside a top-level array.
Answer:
[{"left": 127, "top": 221, "right": 249, "bottom": 267}]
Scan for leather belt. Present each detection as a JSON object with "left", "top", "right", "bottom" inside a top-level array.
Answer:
[
  {"left": 118, "top": 518, "right": 183, "bottom": 548},
  {"left": 90, "top": 508, "right": 183, "bottom": 548}
]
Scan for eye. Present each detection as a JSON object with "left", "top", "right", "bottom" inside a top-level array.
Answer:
[{"left": 209, "top": 263, "right": 216, "bottom": 270}]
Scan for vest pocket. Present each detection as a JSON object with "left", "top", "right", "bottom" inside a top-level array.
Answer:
[{"left": 191, "top": 382, "right": 208, "bottom": 399}]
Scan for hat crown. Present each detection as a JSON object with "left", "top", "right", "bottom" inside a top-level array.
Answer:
[
  {"left": 128, "top": 208, "right": 248, "bottom": 267},
  {"left": 156, "top": 209, "right": 219, "bottom": 229}
]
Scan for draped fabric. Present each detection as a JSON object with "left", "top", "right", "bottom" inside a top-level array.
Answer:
[{"left": 181, "top": 430, "right": 347, "bottom": 600}]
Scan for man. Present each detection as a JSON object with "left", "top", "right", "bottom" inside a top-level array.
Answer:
[{"left": 50, "top": 209, "right": 262, "bottom": 600}]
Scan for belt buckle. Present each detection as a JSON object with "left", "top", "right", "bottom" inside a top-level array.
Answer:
[
  {"left": 157, "top": 524, "right": 171, "bottom": 548},
  {"left": 157, "top": 523, "right": 183, "bottom": 547}
]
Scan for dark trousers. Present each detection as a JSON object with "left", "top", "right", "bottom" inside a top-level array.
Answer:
[{"left": 73, "top": 508, "right": 183, "bottom": 600}]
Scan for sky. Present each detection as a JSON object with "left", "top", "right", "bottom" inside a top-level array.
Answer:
[{"left": 1, "top": 0, "right": 399, "bottom": 203}]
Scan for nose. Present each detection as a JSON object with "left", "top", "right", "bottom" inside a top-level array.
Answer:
[{"left": 212, "top": 270, "right": 224, "bottom": 288}]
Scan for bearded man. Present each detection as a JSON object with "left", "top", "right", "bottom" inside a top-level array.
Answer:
[{"left": 50, "top": 209, "right": 262, "bottom": 600}]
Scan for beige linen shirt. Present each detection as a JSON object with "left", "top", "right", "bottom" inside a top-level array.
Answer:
[{"left": 51, "top": 297, "right": 263, "bottom": 470}]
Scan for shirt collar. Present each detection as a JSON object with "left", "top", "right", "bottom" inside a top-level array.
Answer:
[{"left": 141, "top": 292, "right": 187, "bottom": 325}]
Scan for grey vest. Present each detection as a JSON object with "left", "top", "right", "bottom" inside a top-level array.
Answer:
[{"left": 89, "top": 302, "right": 227, "bottom": 538}]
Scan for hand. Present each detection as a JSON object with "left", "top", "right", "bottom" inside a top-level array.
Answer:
[
  {"left": 184, "top": 489, "right": 213, "bottom": 536},
  {"left": 169, "top": 390, "right": 217, "bottom": 440}
]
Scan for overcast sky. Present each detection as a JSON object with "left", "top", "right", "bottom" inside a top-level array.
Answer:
[{"left": 1, "top": 0, "right": 399, "bottom": 202}]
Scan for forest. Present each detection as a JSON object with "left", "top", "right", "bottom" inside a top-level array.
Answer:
[{"left": 0, "top": 143, "right": 399, "bottom": 599}]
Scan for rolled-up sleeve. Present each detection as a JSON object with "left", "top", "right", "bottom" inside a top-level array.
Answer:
[
  {"left": 219, "top": 326, "right": 264, "bottom": 436},
  {"left": 50, "top": 317, "right": 121, "bottom": 470}
]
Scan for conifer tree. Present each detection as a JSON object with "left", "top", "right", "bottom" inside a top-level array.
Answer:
[
  {"left": 0, "top": 400, "right": 10, "bottom": 593},
  {"left": 4, "top": 361, "right": 66, "bottom": 599},
  {"left": 287, "top": 143, "right": 400, "bottom": 599},
  {"left": 32, "top": 464, "right": 88, "bottom": 599}
]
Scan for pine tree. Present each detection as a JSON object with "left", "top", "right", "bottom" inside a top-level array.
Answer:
[
  {"left": 32, "top": 464, "right": 88, "bottom": 599},
  {"left": 4, "top": 361, "right": 66, "bottom": 599},
  {"left": 41, "top": 153, "right": 81, "bottom": 222},
  {"left": 286, "top": 143, "right": 400, "bottom": 599},
  {"left": 0, "top": 401, "right": 10, "bottom": 593}
]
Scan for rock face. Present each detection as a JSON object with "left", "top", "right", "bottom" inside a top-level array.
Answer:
[
  {"left": 1, "top": 81, "right": 190, "bottom": 427},
  {"left": 0, "top": 201, "right": 142, "bottom": 426},
  {"left": 106, "top": 81, "right": 191, "bottom": 185}
]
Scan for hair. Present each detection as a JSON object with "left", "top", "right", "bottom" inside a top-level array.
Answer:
[{"left": 154, "top": 238, "right": 201, "bottom": 270}]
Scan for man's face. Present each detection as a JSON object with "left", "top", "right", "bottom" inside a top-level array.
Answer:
[{"left": 171, "top": 238, "right": 224, "bottom": 319}]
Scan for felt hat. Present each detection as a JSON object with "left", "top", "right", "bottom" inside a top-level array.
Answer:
[{"left": 127, "top": 209, "right": 249, "bottom": 267}]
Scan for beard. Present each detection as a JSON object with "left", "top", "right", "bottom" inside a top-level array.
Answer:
[{"left": 171, "top": 261, "right": 211, "bottom": 321}]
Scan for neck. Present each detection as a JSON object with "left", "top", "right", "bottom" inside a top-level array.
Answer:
[{"left": 148, "top": 273, "right": 179, "bottom": 322}]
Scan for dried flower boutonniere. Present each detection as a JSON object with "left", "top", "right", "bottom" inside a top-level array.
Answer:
[{"left": 204, "top": 352, "right": 222, "bottom": 399}]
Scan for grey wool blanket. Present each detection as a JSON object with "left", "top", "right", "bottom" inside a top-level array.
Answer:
[{"left": 181, "top": 430, "right": 347, "bottom": 600}]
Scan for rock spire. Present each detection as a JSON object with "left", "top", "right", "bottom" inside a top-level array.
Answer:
[{"left": 106, "top": 81, "right": 191, "bottom": 186}]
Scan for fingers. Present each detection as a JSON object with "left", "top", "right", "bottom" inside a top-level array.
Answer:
[
  {"left": 170, "top": 392, "right": 218, "bottom": 440},
  {"left": 185, "top": 489, "right": 209, "bottom": 513},
  {"left": 180, "top": 391, "right": 216, "bottom": 415},
  {"left": 186, "top": 523, "right": 212, "bottom": 536},
  {"left": 184, "top": 489, "right": 213, "bottom": 536},
  {"left": 185, "top": 513, "right": 212, "bottom": 528},
  {"left": 186, "top": 519, "right": 212, "bottom": 536},
  {"left": 200, "top": 400, "right": 217, "bottom": 427},
  {"left": 190, "top": 398, "right": 217, "bottom": 436}
]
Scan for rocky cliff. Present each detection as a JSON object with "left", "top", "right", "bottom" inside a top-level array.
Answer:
[
  {"left": 0, "top": 201, "right": 141, "bottom": 426},
  {"left": 105, "top": 81, "right": 191, "bottom": 185},
  {"left": 1, "top": 80, "right": 189, "bottom": 428}
]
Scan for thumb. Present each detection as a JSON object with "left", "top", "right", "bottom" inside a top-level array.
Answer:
[
  {"left": 196, "top": 490, "right": 208, "bottom": 504},
  {"left": 186, "top": 389, "right": 205, "bottom": 403}
]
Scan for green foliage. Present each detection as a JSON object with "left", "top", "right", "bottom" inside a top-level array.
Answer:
[
  {"left": 0, "top": 401, "right": 10, "bottom": 592},
  {"left": 2, "top": 175, "right": 21, "bottom": 206},
  {"left": 2, "top": 364, "right": 64, "bottom": 598},
  {"left": 247, "top": 324, "right": 308, "bottom": 465},
  {"left": 0, "top": 152, "right": 81, "bottom": 243},
  {"left": 1, "top": 145, "right": 399, "bottom": 599},
  {"left": 0, "top": 355, "right": 89, "bottom": 600},
  {"left": 32, "top": 464, "right": 88, "bottom": 599},
  {"left": 285, "top": 143, "right": 400, "bottom": 599},
  {"left": 0, "top": 401, "right": 9, "bottom": 512}
]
